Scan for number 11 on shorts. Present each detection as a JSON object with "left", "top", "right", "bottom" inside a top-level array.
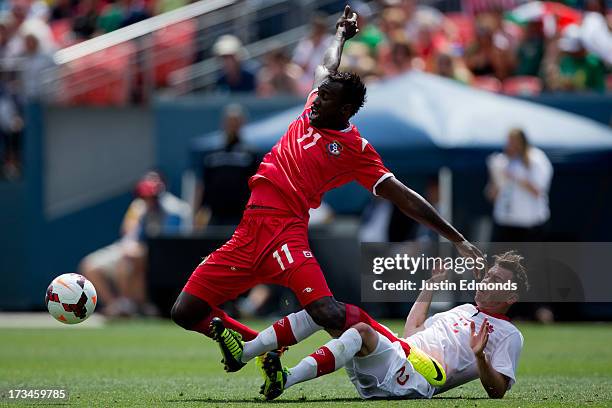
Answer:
[{"left": 273, "top": 244, "right": 294, "bottom": 271}]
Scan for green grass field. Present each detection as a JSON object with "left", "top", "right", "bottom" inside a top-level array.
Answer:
[{"left": 1, "top": 319, "right": 612, "bottom": 407}]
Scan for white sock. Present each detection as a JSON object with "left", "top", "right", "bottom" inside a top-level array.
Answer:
[
  {"left": 285, "top": 328, "right": 362, "bottom": 389},
  {"left": 241, "top": 310, "right": 322, "bottom": 363}
]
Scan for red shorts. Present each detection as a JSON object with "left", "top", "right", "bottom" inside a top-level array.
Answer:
[{"left": 183, "top": 208, "right": 332, "bottom": 307}]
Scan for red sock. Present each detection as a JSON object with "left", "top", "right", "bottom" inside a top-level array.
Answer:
[
  {"left": 309, "top": 346, "right": 336, "bottom": 377},
  {"left": 272, "top": 316, "right": 298, "bottom": 347},
  {"left": 191, "top": 306, "right": 258, "bottom": 341},
  {"left": 344, "top": 304, "right": 411, "bottom": 354}
]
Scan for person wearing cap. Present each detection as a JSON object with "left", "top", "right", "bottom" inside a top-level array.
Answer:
[
  {"left": 194, "top": 104, "right": 258, "bottom": 227},
  {"left": 79, "top": 172, "right": 191, "bottom": 317},
  {"left": 543, "top": 24, "right": 606, "bottom": 92},
  {"left": 213, "top": 34, "right": 257, "bottom": 93}
]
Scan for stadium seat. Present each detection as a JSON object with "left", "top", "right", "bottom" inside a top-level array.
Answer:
[
  {"left": 445, "top": 13, "right": 475, "bottom": 46},
  {"left": 62, "top": 42, "right": 135, "bottom": 106},
  {"left": 152, "top": 19, "right": 196, "bottom": 87},
  {"left": 503, "top": 76, "right": 543, "bottom": 96},
  {"left": 50, "top": 19, "right": 74, "bottom": 48},
  {"left": 472, "top": 76, "right": 502, "bottom": 93}
]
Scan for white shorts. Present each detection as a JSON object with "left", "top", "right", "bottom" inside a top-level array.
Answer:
[
  {"left": 81, "top": 242, "right": 125, "bottom": 277},
  {"left": 345, "top": 333, "right": 434, "bottom": 399}
]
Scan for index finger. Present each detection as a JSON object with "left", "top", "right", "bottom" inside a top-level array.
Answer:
[
  {"left": 343, "top": 4, "right": 351, "bottom": 18},
  {"left": 479, "top": 318, "right": 489, "bottom": 334}
]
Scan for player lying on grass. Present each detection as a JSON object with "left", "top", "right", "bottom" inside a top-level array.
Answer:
[
  {"left": 259, "top": 251, "right": 528, "bottom": 400},
  {"left": 172, "top": 5, "right": 482, "bottom": 387}
]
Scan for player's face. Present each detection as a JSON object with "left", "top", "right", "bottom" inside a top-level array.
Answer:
[
  {"left": 310, "top": 81, "right": 350, "bottom": 128},
  {"left": 475, "top": 265, "right": 518, "bottom": 310}
]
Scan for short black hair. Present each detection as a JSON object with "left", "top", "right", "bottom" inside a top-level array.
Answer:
[
  {"left": 493, "top": 251, "right": 530, "bottom": 298},
  {"left": 327, "top": 71, "right": 367, "bottom": 117}
]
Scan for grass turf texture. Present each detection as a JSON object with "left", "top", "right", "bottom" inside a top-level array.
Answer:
[{"left": 1, "top": 320, "right": 611, "bottom": 407}]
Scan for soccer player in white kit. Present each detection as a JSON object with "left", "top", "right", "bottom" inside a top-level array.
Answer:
[{"left": 260, "top": 251, "right": 528, "bottom": 400}]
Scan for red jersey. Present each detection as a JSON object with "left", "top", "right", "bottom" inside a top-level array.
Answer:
[{"left": 248, "top": 89, "right": 393, "bottom": 218}]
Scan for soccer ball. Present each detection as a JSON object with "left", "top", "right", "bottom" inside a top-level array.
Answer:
[{"left": 45, "top": 273, "right": 97, "bottom": 324}]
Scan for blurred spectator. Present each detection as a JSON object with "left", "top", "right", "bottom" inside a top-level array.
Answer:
[
  {"left": 155, "top": 0, "right": 186, "bottom": 15},
  {"left": 359, "top": 198, "right": 393, "bottom": 243},
  {"left": 486, "top": 128, "right": 553, "bottom": 242},
  {"left": 1, "top": 0, "right": 55, "bottom": 61},
  {"left": 194, "top": 104, "right": 257, "bottom": 227},
  {"left": 49, "top": 0, "right": 73, "bottom": 22},
  {"left": 213, "top": 34, "right": 256, "bottom": 93},
  {"left": 580, "top": 0, "right": 612, "bottom": 65},
  {"left": 19, "top": 31, "right": 55, "bottom": 101},
  {"left": 378, "top": 6, "right": 407, "bottom": 43},
  {"left": 292, "top": 14, "right": 333, "bottom": 94},
  {"left": 119, "top": 0, "right": 151, "bottom": 28},
  {"left": 378, "top": 30, "right": 418, "bottom": 77},
  {"left": 256, "top": 48, "right": 302, "bottom": 97},
  {"left": 0, "top": 17, "right": 10, "bottom": 56},
  {"left": 347, "top": 1, "right": 384, "bottom": 56},
  {"left": 29, "top": 0, "right": 50, "bottom": 21},
  {"left": 434, "top": 52, "right": 473, "bottom": 83},
  {"left": 515, "top": 21, "right": 545, "bottom": 77},
  {"left": 341, "top": 40, "right": 379, "bottom": 82},
  {"left": 465, "top": 15, "right": 516, "bottom": 80},
  {"left": 462, "top": 0, "right": 518, "bottom": 17},
  {"left": 80, "top": 172, "right": 191, "bottom": 317},
  {"left": 543, "top": 24, "right": 606, "bottom": 92},
  {"left": 71, "top": 0, "right": 99, "bottom": 39},
  {"left": 97, "top": 0, "right": 126, "bottom": 34},
  {"left": 412, "top": 23, "right": 448, "bottom": 72},
  {"left": 400, "top": 0, "right": 446, "bottom": 40},
  {"left": 79, "top": 196, "right": 144, "bottom": 317},
  {"left": 0, "top": 80, "right": 23, "bottom": 180}
]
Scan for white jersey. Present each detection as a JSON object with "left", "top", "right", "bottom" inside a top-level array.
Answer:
[
  {"left": 346, "top": 304, "right": 523, "bottom": 399},
  {"left": 408, "top": 304, "right": 523, "bottom": 393}
]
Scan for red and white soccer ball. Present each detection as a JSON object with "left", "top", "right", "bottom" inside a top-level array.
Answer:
[{"left": 45, "top": 273, "right": 97, "bottom": 324}]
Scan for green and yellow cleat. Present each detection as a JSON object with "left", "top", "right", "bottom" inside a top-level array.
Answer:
[
  {"left": 407, "top": 346, "right": 446, "bottom": 387},
  {"left": 259, "top": 351, "right": 289, "bottom": 401},
  {"left": 209, "top": 317, "right": 246, "bottom": 372}
]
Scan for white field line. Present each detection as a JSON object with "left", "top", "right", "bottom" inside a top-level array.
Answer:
[{"left": 0, "top": 313, "right": 106, "bottom": 328}]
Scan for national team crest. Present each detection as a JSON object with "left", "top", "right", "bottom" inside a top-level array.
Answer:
[{"left": 327, "top": 141, "right": 343, "bottom": 157}]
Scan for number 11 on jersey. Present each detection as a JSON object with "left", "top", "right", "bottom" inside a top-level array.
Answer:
[
  {"left": 297, "top": 127, "right": 322, "bottom": 150},
  {"left": 273, "top": 243, "right": 294, "bottom": 271}
]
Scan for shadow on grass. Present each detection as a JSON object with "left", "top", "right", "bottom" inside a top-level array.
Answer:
[
  {"left": 167, "top": 397, "right": 362, "bottom": 404},
  {"left": 167, "top": 396, "right": 491, "bottom": 404}
]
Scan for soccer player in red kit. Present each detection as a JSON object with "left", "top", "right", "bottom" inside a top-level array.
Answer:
[{"left": 171, "top": 5, "right": 483, "bottom": 386}]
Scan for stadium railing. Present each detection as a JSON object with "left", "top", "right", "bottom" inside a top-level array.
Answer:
[{"left": 42, "top": 0, "right": 346, "bottom": 105}]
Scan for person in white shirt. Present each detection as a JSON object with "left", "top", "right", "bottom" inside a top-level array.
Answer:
[
  {"left": 580, "top": 0, "right": 612, "bottom": 65},
  {"left": 487, "top": 128, "right": 553, "bottom": 242},
  {"left": 260, "top": 251, "right": 528, "bottom": 400},
  {"left": 292, "top": 14, "right": 333, "bottom": 94}
]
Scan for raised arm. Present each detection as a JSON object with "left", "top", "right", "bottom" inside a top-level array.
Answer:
[
  {"left": 376, "top": 177, "right": 484, "bottom": 268},
  {"left": 312, "top": 5, "right": 358, "bottom": 89},
  {"left": 403, "top": 268, "right": 446, "bottom": 337}
]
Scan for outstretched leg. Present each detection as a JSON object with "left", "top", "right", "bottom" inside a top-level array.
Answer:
[
  {"left": 240, "top": 296, "right": 406, "bottom": 363},
  {"left": 171, "top": 291, "right": 258, "bottom": 340},
  {"left": 260, "top": 323, "right": 378, "bottom": 400},
  {"left": 241, "top": 297, "right": 446, "bottom": 387}
]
